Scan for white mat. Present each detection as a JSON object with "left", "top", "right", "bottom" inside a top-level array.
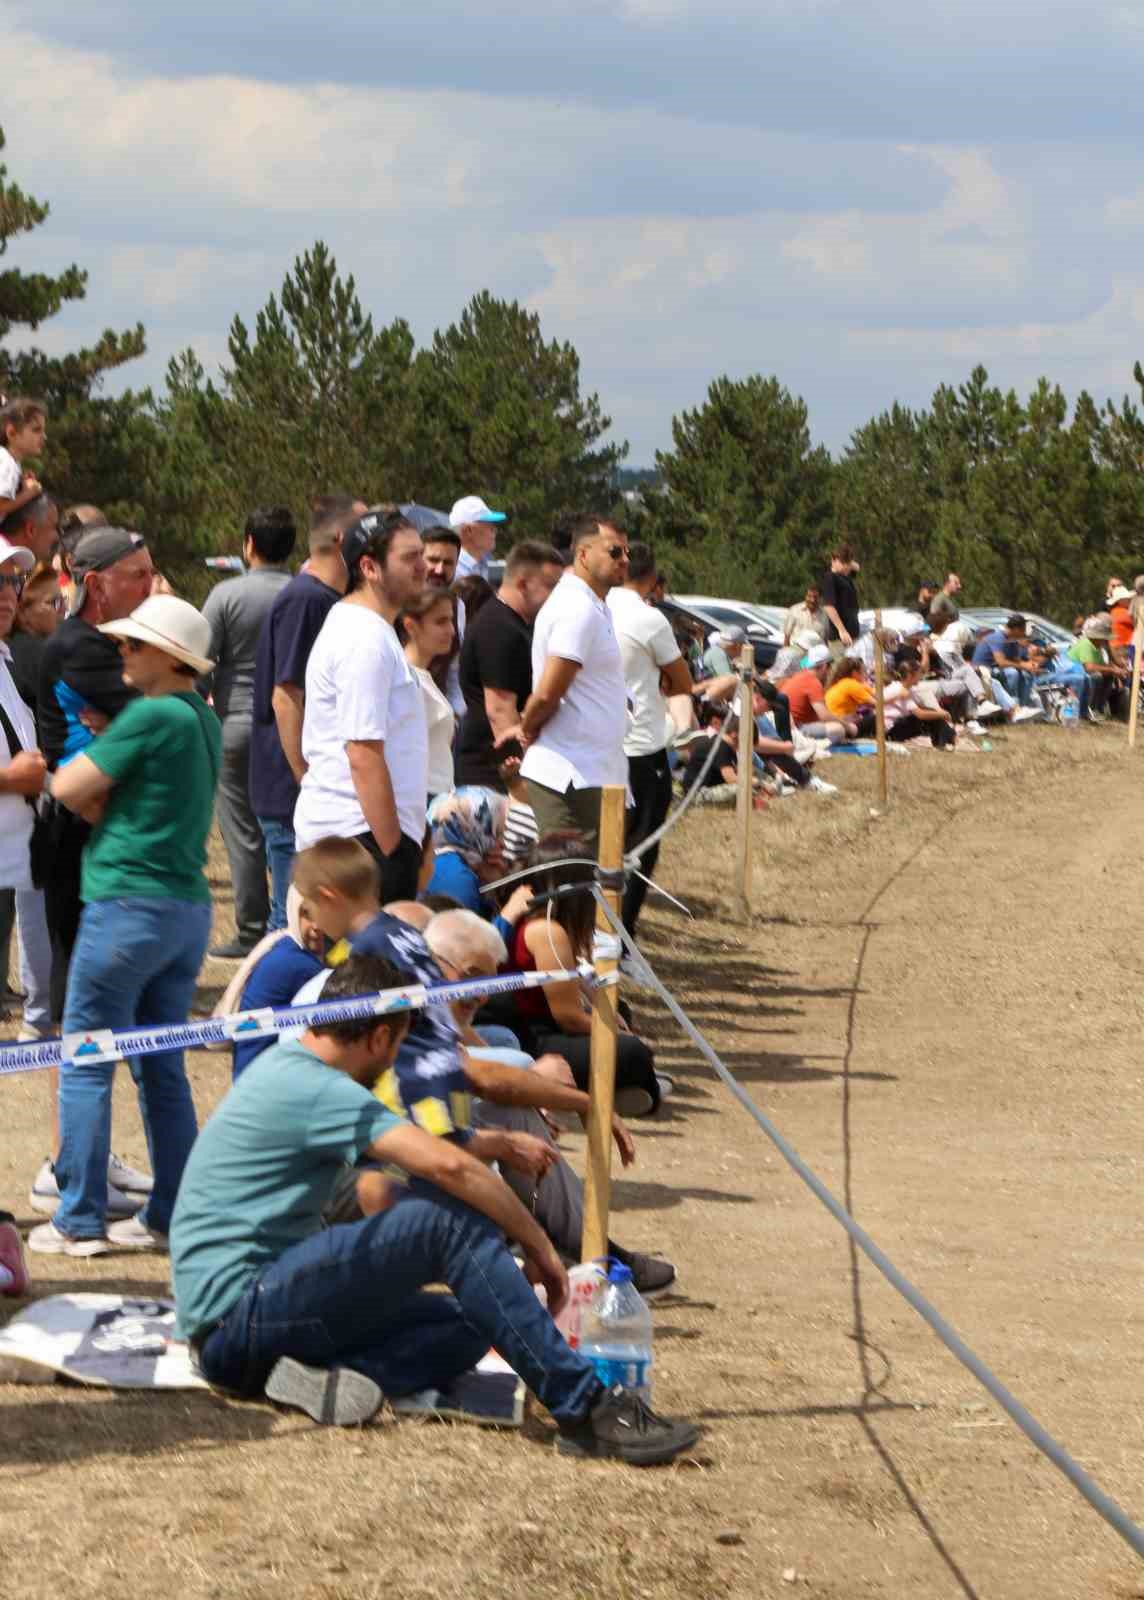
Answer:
[{"left": 0, "top": 1294, "right": 205, "bottom": 1388}]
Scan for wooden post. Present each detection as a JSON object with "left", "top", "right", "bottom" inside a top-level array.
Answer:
[
  {"left": 581, "top": 784, "right": 626, "bottom": 1263},
  {"left": 873, "top": 610, "right": 889, "bottom": 810},
  {"left": 1130, "top": 622, "right": 1144, "bottom": 749},
  {"left": 733, "top": 642, "right": 754, "bottom": 924}
]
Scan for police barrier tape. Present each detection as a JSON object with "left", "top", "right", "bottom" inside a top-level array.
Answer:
[{"left": 0, "top": 964, "right": 594, "bottom": 1078}]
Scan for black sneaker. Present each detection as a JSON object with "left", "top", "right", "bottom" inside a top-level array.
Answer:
[
  {"left": 264, "top": 1357, "right": 382, "bottom": 1425},
  {"left": 625, "top": 1253, "right": 676, "bottom": 1297},
  {"left": 557, "top": 1384, "right": 700, "bottom": 1464},
  {"left": 209, "top": 937, "right": 262, "bottom": 960}
]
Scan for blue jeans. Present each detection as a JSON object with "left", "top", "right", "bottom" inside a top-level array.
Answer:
[
  {"left": 996, "top": 666, "right": 1035, "bottom": 707},
  {"left": 258, "top": 818, "right": 295, "bottom": 932},
  {"left": 55, "top": 897, "right": 212, "bottom": 1239},
  {"left": 196, "top": 1185, "right": 600, "bottom": 1422}
]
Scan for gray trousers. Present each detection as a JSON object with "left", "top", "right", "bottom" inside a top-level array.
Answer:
[{"left": 217, "top": 717, "right": 269, "bottom": 945}]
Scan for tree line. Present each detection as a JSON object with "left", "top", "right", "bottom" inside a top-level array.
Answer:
[{"left": 3, "top": 126, "right": 1142, "bottom": 616}]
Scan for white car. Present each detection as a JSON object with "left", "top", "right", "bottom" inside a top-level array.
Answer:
[{"left": 672, "top": 595, "right": 785, "bottom": 641}]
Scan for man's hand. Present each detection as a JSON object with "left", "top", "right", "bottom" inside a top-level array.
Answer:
[
  {"left": 78, "top": 707, "right": 110, "bottom": 736},
  {"left": 522, "top": 1238, "right": 569, "bottom": 1317},
  {"left": 0, "top": 750, "right": 47, "bottom": 797},
  {"left": 494, "top": 722, "right": 528, "bottom": 752},
  {"left": 531, "top": 1051, "right": 576, "bottom": 1089},
  {"left": 150, "top": 572, "right": 174, "bottom": 597},
  {"left": 612, "top": 1113, "right": 636, "bottom": 1168},
  {"left": 498, "top": 1131, "right": 561, "bottom": 1181},
  {"left": 838, "top": 628, "right": 853, "bottom": 647}
]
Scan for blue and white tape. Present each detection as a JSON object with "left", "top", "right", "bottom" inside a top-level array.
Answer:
[{"left": 0, "top": 964, "right": 594, "bottom": 1077}]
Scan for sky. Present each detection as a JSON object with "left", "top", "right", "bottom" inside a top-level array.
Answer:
[{"left": 5, "top": 2, "right": 1144, "bottom": 464}]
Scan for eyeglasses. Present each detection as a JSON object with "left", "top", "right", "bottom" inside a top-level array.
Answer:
[{"left": 0, "top": 574, "right": 26, "bottom": 594}]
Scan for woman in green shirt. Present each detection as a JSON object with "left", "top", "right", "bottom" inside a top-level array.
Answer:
[{"left": 30, "top": 596, "right": 222, "bottom": 1257}]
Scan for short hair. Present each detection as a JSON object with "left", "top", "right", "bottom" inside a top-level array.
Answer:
[
  {"left": 292, "top": 837, "right": 380, "bottom": 904},
  {"left": 832, "top": 542, "right": 855, "bottom": 563},
  {"left": 422, "top": 525, "right": 461, "bottom": 552},
  {"left": 309, "top": 953, "right": 415, "bottom": 1047},
  {"left": 626, "top": 541, "right": 656, "bottom": 583},
  {"left": 244, "top": 506, "right": 296, "bottom": 564},
  {"left": 59, "top": 504, "right": 106, "bottom": 555},
  {"left": 0, "top": 493, "right": 56, "bottom": 538},
  {"left": 309, "top": 494, "right": 361, "bottom": 552},
  {"left": 567, "top": 515, "right": 615, "bottom": 554},
  {"left": 504, "top": 540, "right": 563, "bottom": 580},
  {"left": 1, "top": 396, "right": 46, "bottom": 436},
  {"left": 1005, "top": 614, "right": 1027, "bottom": 632},
  {"left": 344, "top": 506, "right": 417, "bottom": 593},
  {"left": 425, "top": 907, "right": 508, "bottom": 971}
]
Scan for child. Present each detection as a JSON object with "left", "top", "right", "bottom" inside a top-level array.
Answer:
[{"left": 0, "top": 398, "right": 47, "bottom": 522}]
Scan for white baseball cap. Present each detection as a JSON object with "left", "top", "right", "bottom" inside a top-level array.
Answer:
[
  {"left": 0, "top": 536, "right": 36, "bottom": 573},
  {"left": 449, "top": 495, "right": 505, "bottom": 528},
  {"left": 99, "top": 594, "right": 215, "bottom": 674},
  {"left": 805, "top": 644, "right": 831, "bottom": 668}
]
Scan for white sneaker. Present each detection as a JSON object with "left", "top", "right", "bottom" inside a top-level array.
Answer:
[
  {"left": 29, "top": 1159, "right": 142, "bottom": 1219},
  {"left": 27, "top": 1220, "right": 109, "bottom": 1258},
  {"left": 807, "top": 775, "right": 838, "bottom": 795},
  {"left": 106, "top": 1215, "right": 168, "bottom": 1253},
  {"left": 1013, "top": 706, "right": 1042, "bottom": 723},
  {"left": 976, "top": 700, "right": 1004, "bottom": 720},
  {"left": 965, "top": 720, "right": 985, "bottom": 736},
  {"left": 108, "top": 1153, "right": 154, "bottom": 1195}
]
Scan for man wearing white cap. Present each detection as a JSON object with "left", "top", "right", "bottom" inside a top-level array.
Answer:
[
  {"left": 449, "top": 495, "right": 505, "bottom": 582},
  {"left": 30, "top": 594, "right": 222, "bottom": 1258},
  {"left": 777, "top": 645, "right": 854, "bottom": 743}
]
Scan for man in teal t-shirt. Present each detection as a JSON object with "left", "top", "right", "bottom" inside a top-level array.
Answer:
[{"left": 31, "top": 596, "right": 223, "bottom": 1259}]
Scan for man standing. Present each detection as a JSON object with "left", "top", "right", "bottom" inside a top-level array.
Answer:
[
  {"left": 201, "top": 508, "right": 295, "bottom": 959},
  {"left": 455, "top": 540, "right": 563, "bottom": 791},
  {"left": 449, "top": 495, "right": 505, "bottom": 581},
  {"left": 821, "top": 544, "right": 861, "bottom": 655},
  {"left": 608, "top": 542, "right": 692, "bottom": 940},
  {"left": 783, "top": 584, "right": 826, "bottom": 646},
  {"left": 293, "top": 509, "right": 429, "bottom": 901},
  {"left": 931, "top": 573, "right": 962, "bottom": 622},
  {"left": 0, "top": 494, "right": 59, "bottom": 565},
  {"left": 512, "top": 516, "right": 629, "bottom": 857},
  {"left": 249, "top": 496, "right": 358, "bottom": 929}
]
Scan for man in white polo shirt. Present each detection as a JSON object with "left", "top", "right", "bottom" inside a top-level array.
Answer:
[
  {"left": 449, "top": 494, "right": 505, "bottom": 582},
  {"left": 607, "top": 541, "right": 693, "bottom": 938},
  {"left": 509, "top": 517, "right": 629, "bottom": 857},
  {"left": 293, "top": 508, "right": 429, "bottom": 902}
]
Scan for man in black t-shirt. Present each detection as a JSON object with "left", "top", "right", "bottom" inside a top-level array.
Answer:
[
  {"left": 821, "top": 543, "right": 861, "bottom": 657},
  {"left": 454, "top": 540, "right": 563, "bottom": 791}
]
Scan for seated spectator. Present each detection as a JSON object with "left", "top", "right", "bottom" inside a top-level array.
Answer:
[
  {"left": 824, "top": 656, "right": 876, "bottom": 732},
  {"left": 751, "top": 685, "right": 837, "bottom": 796},
  {"left": 1107, "top": 584, "right": 1136, "bottom": 666},
  {"left": 398, "top": 588, "right": 457, "bottom": 800},
  {"left": 1068, "top": 615, "right": 1128, "bottom": 719},
  {"left": 702, "top": 626, "right": 743, "bottom": 679},
  {"left": 498, "top": 833, "right": 667, "bottom": 1116},
  {"left": 927, "top": 611, "right": 1011, "bottom": 721},
  {"left": 779, "top": 645, "right": 855, "bottom": 742},
  {"left": 681, "top": 719, "right": 740, "bottom": 802},
  {"left": 767, "top": 629, "right": 821, "bottom": 684},
  {"left": 215, "top": 887, "right": 326, "bottom": 1079},
  {"left": 423, "top": 788, "right": 530, "bottom": 945},
  {"left": 170, "top": 948, "right": 697, "bottom": 1459},
  {"left": 783, "top": 586, "right": 827, "bottom": 646},
  {"left": 884, "top": 659, "right": 955, "bottom": 748},
  {"left": 971, "top": 614, "right": 1040, "bottom": 710}
]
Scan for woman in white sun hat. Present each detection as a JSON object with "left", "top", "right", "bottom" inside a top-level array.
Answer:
[{"left": 30, "top": 595, "right": 222, "bottom": 1258}]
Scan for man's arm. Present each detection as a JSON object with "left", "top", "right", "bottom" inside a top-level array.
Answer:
[
  {"left": 660, "top": 657, "right": 693, "bottom": 697},
  {"left": 504, "top": 656, "right": 581, "bottom": 746},
  {"left": 368, "top": 1121, "right": 569, "bottom": 1311},
  {"left": 463, "top": 1052, "right": 636, "bottom": 1166},
  {"left": 823, "top": 605, "right": 851, "bottom": 644},
  {"left": 345, "top": 738, "right": 400, "bottom": 855},
  {"left": 272, "top": 683, "right": 307, "bottom": 783},
  {"left": 483, "top": 686, "right": 522, "bottom": 741}
]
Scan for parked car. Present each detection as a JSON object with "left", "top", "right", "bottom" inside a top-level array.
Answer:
[
  {"left": 659, "top": 596, "right": 780, "bottom": 674},
  {"left": 959, "top": 609, "right": 1074, "bottom": 650},
  {"left": 672, "top": 595, "right": 786, "bottom": 641}
]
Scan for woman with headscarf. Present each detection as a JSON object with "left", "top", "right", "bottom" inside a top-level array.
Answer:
[{"left": 422, "top": 786, "right": 509, "bottom": 912}]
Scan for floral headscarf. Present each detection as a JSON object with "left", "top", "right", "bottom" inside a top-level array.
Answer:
[{"left": 427, "top": 786, "right": 508, "bottom": 869}]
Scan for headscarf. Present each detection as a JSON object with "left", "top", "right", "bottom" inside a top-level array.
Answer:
[
  {"left": 214, "top": 886, "right": 307, "bottom": 1017},
  {"left": 427, "top": 786, "right": 508, "bottom": 870}
]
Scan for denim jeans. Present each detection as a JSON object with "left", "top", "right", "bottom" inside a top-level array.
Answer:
[
  {"left": 15, "top": 887, "right": 52, "bottom": 1032},
  {"left": 995, "top": 666, "right": 1035, "bottom": 707},
  {"left": 196, "top": 1185, "right": 600, "bottom": 1422},
  {"left": 258, "top": 817, "right": 295, "bottom": 932},
  {"left": 55, "top": 897, "right": 212, "bottom": 1239}
]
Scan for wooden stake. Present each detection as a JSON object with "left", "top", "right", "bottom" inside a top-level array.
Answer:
[
  {"left": 1130, "top": 622, "right": 1144, "bottom": 749},
  {"left": 581, "top": 784, "right": 626, "bottom": 1263},
  {"left": 873, "top": 610, "right": 889, "bottom": 809},
  {"left": 733, "top": 642, "right": 754, "bottom": 924}
]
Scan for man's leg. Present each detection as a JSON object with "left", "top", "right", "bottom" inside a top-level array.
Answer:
[
  {"left": 799, "top": 720, "right": 846, "bottom": 742},
  {"left": 43, "top": 812, "right": 88, "bottom": 1023},
  {"left": 623, "top": 750, "right": 673, "bottom": 938},
  {"left": 0, "top": 888, "right": 15, "bottom": 1001},
  {"left": 258, "top": 817, "right": 296, "bottom": 932},
  {"left": 197, "top": 1188, "right": 600, "bottom": 1420},
  {"left": 473, "top": 1101, "right": 585, "bottom": 1255},
  {"left": 525, "top": 779, "right": 587, "bottom": 850},
  {"left": 215, "top": 719, "right": 269, "bottom": 948},
  {"left": 128, "top": 900, "right": 212, "bottom": 1234},
  {"left": 14, "top": 888, "right": 52, "bottom": 1035}
]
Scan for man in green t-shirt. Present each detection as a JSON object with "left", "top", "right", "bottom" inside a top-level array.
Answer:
[
  {"left": 1068, "top": 615, "right": 1129, "bottom": 721},
  {"left": 30, "top": 596, "right": 222, "bottom": 1259}
]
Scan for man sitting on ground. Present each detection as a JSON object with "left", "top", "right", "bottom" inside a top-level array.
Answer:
[
  {"left": 170, "top": 950, "right": 697, "bottom": 1459},
  {"left": 778, "top": 645, "right": 855, "bottom": 743}
]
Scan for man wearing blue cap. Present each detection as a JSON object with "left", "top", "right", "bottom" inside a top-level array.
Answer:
[{"left": 449, "top": 495, "right": 505, "bottom": 582}]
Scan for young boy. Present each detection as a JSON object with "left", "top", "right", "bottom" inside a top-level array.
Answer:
[
  {"left": 170, "top": 950, "right": 698, "bottom": 1462},
  {"left": 0, "top": 398, "right": 47, "bottom": 522}
]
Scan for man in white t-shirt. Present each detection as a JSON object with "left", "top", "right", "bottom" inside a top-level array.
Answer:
[
  {"left": 607, "top": 542, "right": 692, "bottom": 937},
  {"left": 294, "top": 509, "right": 430, "bottom": 902},
  {"left": 508, "top": 517, "right": 629, "bottom": 857}
]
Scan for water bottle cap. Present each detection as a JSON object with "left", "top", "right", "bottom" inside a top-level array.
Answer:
[{"left": 607, "top": 1262, "right": 633, "bottom": 1284}]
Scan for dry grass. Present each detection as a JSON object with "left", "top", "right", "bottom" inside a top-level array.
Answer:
[{"left": 2, "top": 723, "right": 1143, "bottom": 1599}]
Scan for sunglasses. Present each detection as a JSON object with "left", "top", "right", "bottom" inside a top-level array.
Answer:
[
  {"left": 0, "top": 574, "right": 26, "bottom": 594},
  {"left": 603, "top": 544, "right": 630, "bottom": 561}
]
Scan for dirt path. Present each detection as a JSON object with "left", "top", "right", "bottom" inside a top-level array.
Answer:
[{"left": 1, "top": 731, "right": 1141, "bottom": 1599}]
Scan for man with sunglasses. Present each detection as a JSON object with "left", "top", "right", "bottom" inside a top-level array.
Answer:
[
  {"left": 293, "top": 508, "right": 430, "bottom": 902},
  {"left": 507, "top": 516, "right": 630, "bottom": 857}
]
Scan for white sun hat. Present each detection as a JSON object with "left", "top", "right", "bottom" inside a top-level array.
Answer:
[
  {"left": 0, "top": 536, "right": 36, "bottom": 573},
  {"left": 99, "top": 594, "right": 215, "bottom": 674}
]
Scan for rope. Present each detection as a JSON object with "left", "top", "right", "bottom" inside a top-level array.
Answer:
[{"left": 595, "top": 891, "right": 1144, "bottom": 1562}]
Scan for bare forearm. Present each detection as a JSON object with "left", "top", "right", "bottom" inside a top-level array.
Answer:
[
  {"left": 466, "top": 1056, "right": 590, "bottom": 1117},
  {"left": 272, "top": 685, "right": 307, "bottom": 783},
  {"left": 433, "top": 1149, "right": 556, "bottom": 1257},
  {"left": 347, "top": 744, "right": 400, "bottom": 854}
]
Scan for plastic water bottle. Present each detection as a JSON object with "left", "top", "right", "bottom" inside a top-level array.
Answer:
[
  {"left": 553, "top": 1259, "right": 608, "bottom": 1351},
  {"left": 578, "top": 1260, "right": 654, "bottom": 1402},
  {"left": 1061, "top": 690, "right": 1080, "bottom": 730}
]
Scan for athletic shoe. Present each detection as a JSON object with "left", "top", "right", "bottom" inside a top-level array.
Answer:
[
  {"left": 106, "top": 1215, "right": 168, "bottom": 1253},
  {"left": 264, "top": 1357, "right": 383, "bottom": 1426},
  {"left": 108, "top": 1153, "right": 153, "bottom": 1195},
  {"left": 27, "top": 1220, "right": 109, "bottom": 1257},
  {"left": 209, "top": 937, "right": 262, "bottom": 960},
  {"left": 655, "top": 1073, "right": 675, "bottom": 1100},
  {"left": 965, "top": 720, "right": 985, "bottom": 736},
  {"left": 0, "top": 1219, "right": 30, "bottom": 1296},
  {"left": 557, "top": 1383, "right": 700, "bottom": 1464},
  {"left": 976, "top": 700, "right": 1005, "bottom": 720},
  {"left": 807, "top": 775, "right": 838, "bottom": 795},
  {"left": 624, "top": 1253, "right": 677, "bottom": 1297},
  {"left": 614, "top": 1086, "right": 655, "bottom": 1118},
  {"left": 29, "top": 1159, "right": 142, "bottom": 1220},
  {"left": 1013, "top": 706, "right": 1042, "bottom": 723}
]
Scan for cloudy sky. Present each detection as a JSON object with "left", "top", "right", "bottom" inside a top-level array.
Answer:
[{"left": 5, "top": 2, "right": 1144, "bottom": 463}]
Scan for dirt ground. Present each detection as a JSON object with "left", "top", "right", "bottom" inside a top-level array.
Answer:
[{"left": 1, "top": 725, "right": 1142, "bottom": 1600}]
